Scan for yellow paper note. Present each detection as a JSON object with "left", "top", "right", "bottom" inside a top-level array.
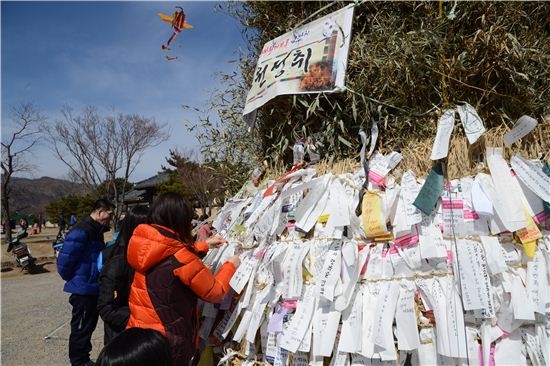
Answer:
[
  {"left": 515, "top": 206, "right": 542, "bottom": 257},
  {"left": 317, "top": 214, "right": 330, "bottom": 223},
  {"left": 362, "top": 191, "right": 388, "bottom": 238}
]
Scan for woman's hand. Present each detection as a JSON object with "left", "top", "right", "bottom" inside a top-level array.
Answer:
[
  {"left": 205, "top": 235, "right": 226, "bottom": 249},
  {"left": 227, "top": 255, "right": 241, "bottom": 267}
]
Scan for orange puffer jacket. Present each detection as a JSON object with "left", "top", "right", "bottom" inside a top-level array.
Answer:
[{"left": 126, "top": 224, "right": 236, "bottom": 365}]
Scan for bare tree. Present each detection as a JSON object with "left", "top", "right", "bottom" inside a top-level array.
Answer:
[
  {"left": 176, "top": 149, "right": 225, "bottom": 216},
  {"left": 48, "top": 107, "right": 169, "bottom": 227},
  {"left": 1, "top": 103, "right": 46, "bottom": 242}
]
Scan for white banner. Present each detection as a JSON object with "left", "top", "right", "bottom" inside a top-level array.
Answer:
[{"left": 243, "top": 5, "right": 354, "bottom": 116}]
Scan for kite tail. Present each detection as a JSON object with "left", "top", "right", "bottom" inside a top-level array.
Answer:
[{"left": 166, "top": 32, "right": 178, "bottom": 47}]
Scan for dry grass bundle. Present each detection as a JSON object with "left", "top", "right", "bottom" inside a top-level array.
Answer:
[{"left": 194, "top": 1, "right": 548, "bottom": 196}]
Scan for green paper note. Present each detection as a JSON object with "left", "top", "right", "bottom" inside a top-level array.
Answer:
[
  {"left": 413, "top": 164, "right": 444, "bottom": 216},
  {"left": 543, "top": 162, "right": 550, "bottom": 215}
]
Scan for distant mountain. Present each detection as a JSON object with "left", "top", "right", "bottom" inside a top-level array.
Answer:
[{"left": 7, "top": 176, "right": 89, "bottom": 216}]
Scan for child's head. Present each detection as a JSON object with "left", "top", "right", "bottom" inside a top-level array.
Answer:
[{"left": 96, "top": 328, "right": 172, "bottom": 366}]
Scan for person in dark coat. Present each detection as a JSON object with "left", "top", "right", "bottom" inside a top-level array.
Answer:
[
  {"left": 57, "top": 199, "right": 115, "bottom": 366},
  {"left": 97, "top": 205, "right": 148, "bottom": 345}
]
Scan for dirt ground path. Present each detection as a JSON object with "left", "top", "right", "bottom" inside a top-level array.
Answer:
[{"left": 1, "top": 262, "right": 105, "bottom": 365}]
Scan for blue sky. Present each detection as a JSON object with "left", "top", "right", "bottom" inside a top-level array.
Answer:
[{"left": 1, "top": 1, "right": 247, "bottom": 182}]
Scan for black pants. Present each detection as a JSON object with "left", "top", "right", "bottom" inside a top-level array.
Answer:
[{"left": 69, "top": 294, "right": 99, "bottom": 366}]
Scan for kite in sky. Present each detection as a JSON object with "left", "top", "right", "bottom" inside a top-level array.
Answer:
[{"left": 158, "top": 6, "right": 193, "bottom": 60}]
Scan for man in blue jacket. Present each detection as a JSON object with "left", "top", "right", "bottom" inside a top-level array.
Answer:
[{"left": 57, "top": 199, "right": 115, "bottom": 366}]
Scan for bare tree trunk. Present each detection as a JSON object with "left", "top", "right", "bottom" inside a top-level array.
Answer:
[
  {"left": 2, "top": 193, "right": 12, "bottom": 243},
  {"left": 2, "top": 152, "right": 14, "bottom": 243}
]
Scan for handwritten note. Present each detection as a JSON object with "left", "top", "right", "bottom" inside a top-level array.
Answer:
[
  {"left": 510, "top": 154, "right": 550, "bottom": 203},
  {"left": 457, "top": 102, "right": 486, "bottom": 144},
  {"left": 361, "top": 191, "right": 388, "bottom": 237},
  {"left": 455, "top": 239, "right": 492, "bottom": 311},
  {"left": 401, "top": 171, "right": 423, "bottom": 226},
  {"left": 413, "top": 164, "right": 444, "bottom": 216},
  {"left": 229, "top": 255, "right": 257, "bottom": 294},
  {"left": 479, "top": 236, "right": 507, "bottom": 274},
  {"left": 395, "top": 281, "right": 420, "bottom": 350},
  {"left": 280, "top": 286, "right": 316, "bottom": 353},
  {"left": 504, "top": 115, "right": 538, "bottom": 146},
  {"left": 431, "top": 109, "right": 456, "bottom": 160},
  {"left": 317, "top": 240, "right": 342, "bottom": 301},
  {"left": 338, "top": 287, "right": 363, "bottom": 353}
]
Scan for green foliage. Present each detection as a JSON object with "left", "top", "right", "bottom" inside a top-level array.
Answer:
[
  {"left": 157, "top": 149, "right": 227, "bottom": 209},
  {"left": 45, "top": 194, "right": 95, "bottom": 223},
  {"left": 156, "top": 149, "right": 186, "bottom": 197},
  {"left": 189, "top": 1, "right": 549, "bottom": 193}
]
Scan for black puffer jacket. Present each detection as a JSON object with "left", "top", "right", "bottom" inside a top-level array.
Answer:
[{"left": 97, "top": 245, "right": 134, "bottom": 345}]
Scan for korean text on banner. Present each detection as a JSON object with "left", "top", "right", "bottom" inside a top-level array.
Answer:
[{"left": 243, "top": 5, "right": 354, "bottom": 116}]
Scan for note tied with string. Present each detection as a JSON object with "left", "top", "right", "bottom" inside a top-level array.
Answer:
[
  {"left": 413, "top": 164, "right": 444, "bottom": 216},
  {"left": 361, "top": 191, "right": 388, "bottom": 237}
]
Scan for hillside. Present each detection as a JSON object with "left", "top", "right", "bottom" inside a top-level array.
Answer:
[{"left": 7, "top": 176, "right": 89, "bottom": 217}]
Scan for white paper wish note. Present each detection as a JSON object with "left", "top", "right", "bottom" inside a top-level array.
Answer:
[
  {"left": 472, "top": 175, "right": 493, "bottom": 216},
  {"left": 510, "top": 154, "right": 550, "bottom": 203},
  {"left": 479, "top": 236, "right": 508, "bottom": 274},
  {"left": 371, "top": 281, "right": 400, "bottom": 356},
  {"left": 417, "top": 328, "right": 438, "bottom": 366},
  {"left": 282, "top": 242, "right": 310, "bottom": 299},
  {"left": 401, "top": 171, "right": 423, "bottom": 227},
  {"left": 494, "top": 331, "right": 527, "bottom": 366},
  {"left": 326, "top": 179, "right": 351, "bottom": 228},
  {"left": 432, "top": 276, "right": 467, "bottom": 358},
  {"left": 526, "top": 251, "right": 549, "bottom": 314},
  {"left": 521, "top": 327, "right": 546, "bottom": 366},
  {"left": 280, "top": 286, "right": 316, "bottom": 353},
  {"left": 431, "top": 109, "right": 456, "bottom": 160},
  {"left": 229, "top": 254, "right": 257, "bottom": 294},
  {"left": 395, "top": 281, "right": 420, "bottom": 351},
  {"left": 312, "top": 302, "right": 341, "bottom": 357},
  {"left": 455, "top": 239, "right": 492, "bottom": 311},
  {"left": 486, "top": 148, "right": 526, "bottom": 232},
  {"left": 457, "top": 102, "right": 486, "bottom": 144},
  {"left": 338, "top": 287, "right": 363, "bottom": 354},
  {"left": 511, "top": 274, "right": 536, "bottom": 321},
  {"left": 317, "top": 240, "right": 342, "bottom": 301},
  {"left": 504, "top": 115, "right": 538, "bottom": 146}
]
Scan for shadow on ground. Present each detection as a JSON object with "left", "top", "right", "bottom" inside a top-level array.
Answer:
[{"left": 30, "top": 262, "right": 53, "bottom": 275}]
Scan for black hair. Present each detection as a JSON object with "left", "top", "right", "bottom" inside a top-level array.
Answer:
[
  {"left": 108, "top": 205, "right": 149, "bottom": 261},
  {"left": 92, "top": 198, "right": 115, "bottom": 212},
  {"left": 148, "top": 192, "right": 194, "bottom": 244},
  {"left": 198, "top": 214, "right": 209, "bottom": 221},
  {"left": 96, "top": 328, "right": 172, "bottom": 366}
]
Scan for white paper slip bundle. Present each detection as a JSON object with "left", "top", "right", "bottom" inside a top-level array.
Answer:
[{"left": 203, "top": 158, "right": 549, "bottom": 366}]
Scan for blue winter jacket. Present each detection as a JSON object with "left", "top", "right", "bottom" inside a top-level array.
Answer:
[{"left": 57, "top": 215, "right": 109, "bottom": 295}]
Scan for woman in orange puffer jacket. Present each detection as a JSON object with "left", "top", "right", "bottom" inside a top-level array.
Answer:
[{"left": 126, "top": 193, "right": 240, "bottom": 365}]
